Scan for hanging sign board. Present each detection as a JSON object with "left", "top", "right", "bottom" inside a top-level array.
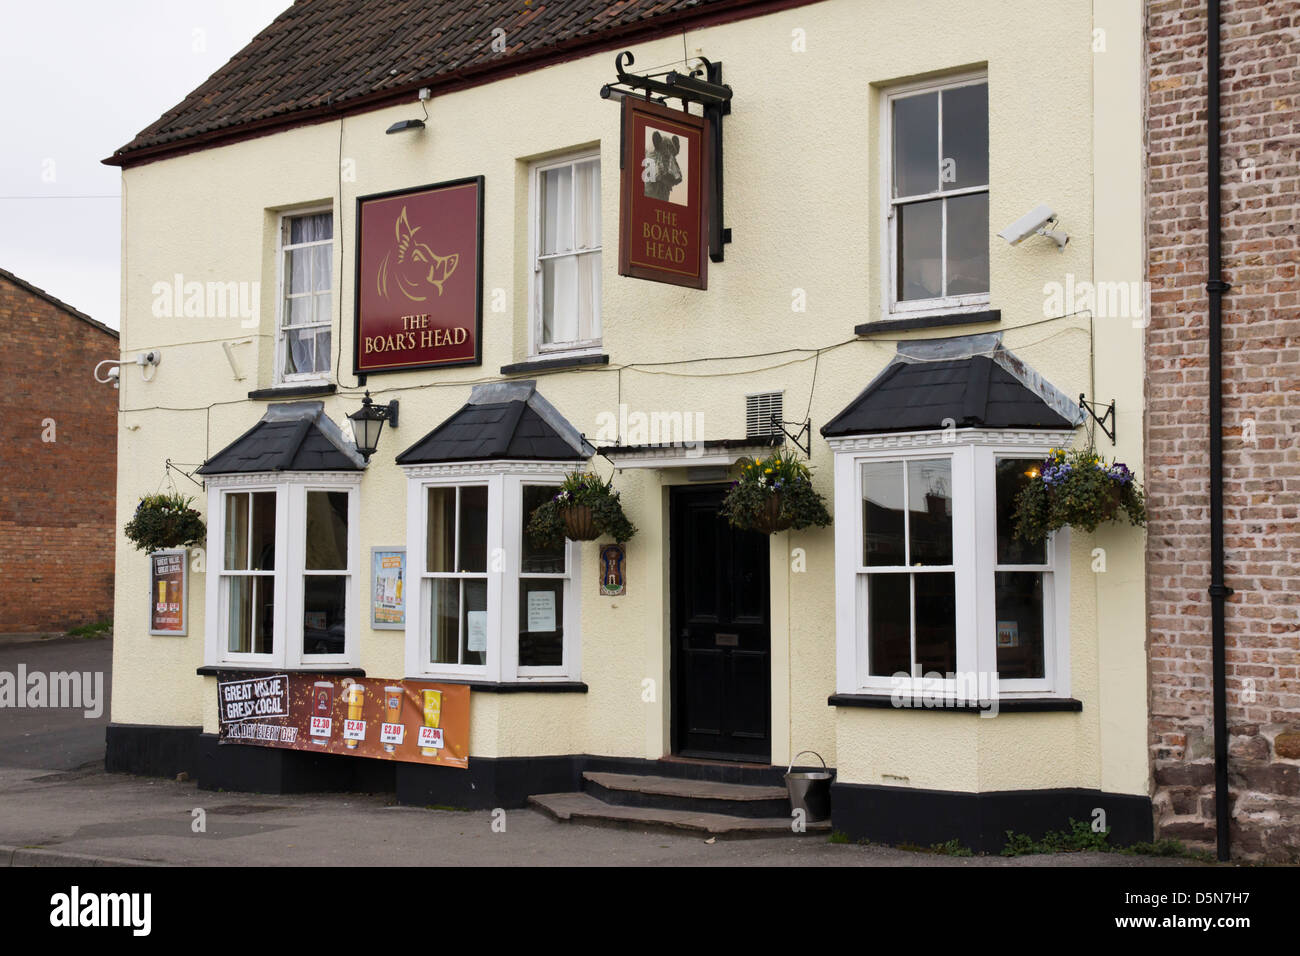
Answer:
[
  {"left": 618, "top": 98, "right": 709, "bottom": 289},
  {"left": 216, "top": 673, "right": 470, "bottom": 769},
  {"left": 354, "top": 176, "right": 484, "bottom": 375},
  {"left": 148, "top": 549, "right": 187, "bottom": 636}
]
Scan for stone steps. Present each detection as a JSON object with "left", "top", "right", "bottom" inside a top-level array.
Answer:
[{"left": 529, "top": 770, "right": 829, "bottom": 838}]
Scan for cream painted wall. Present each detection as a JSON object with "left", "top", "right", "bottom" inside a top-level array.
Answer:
[{"left": 111, "top": 0, "right": 1146, "bottom": 795}]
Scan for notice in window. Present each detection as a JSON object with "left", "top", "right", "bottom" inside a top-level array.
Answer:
[
  {"left": 466, "top": 610, "right": 487, "bottom": 652},
  {"left": 526, "top": 590, "right": 556, "bottom": 632}
]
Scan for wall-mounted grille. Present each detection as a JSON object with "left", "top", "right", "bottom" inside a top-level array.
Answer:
[{"left": 746, "top": 392, "right": 783, "bottom": 439}]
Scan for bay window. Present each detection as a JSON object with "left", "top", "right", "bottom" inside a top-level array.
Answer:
[
  {"left": 832, "top": 431, "right": 1072, "bottom": 699},
  {"left": 205, "top": 474, "right": 360, "bottom": 668},
  {"left": 403, "top": 464, "right": 580, "bottom": 682}
]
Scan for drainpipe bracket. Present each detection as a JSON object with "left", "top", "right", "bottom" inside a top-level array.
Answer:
[
  {"left": 1208, "top": 584, "right": 1234, "bottom": 598},
  {"left": 1206, "top": 279, "right": 1232, "bottom": 294}
]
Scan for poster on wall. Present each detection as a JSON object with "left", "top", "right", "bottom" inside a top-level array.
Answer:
[
  {"left": 618, "top": 97, "right": 709, "bottom": 289},
  {"left": 148, "top": 549, "right": 187, "bottom": 636},
  {"left": 216, "top": 673, "right": 470, "bottom": 769},
  {"left": 353, "top": 176, "right": 484, "bottom": 375},
  {"left": 370, "top": 547, "right": 406, "bottom": 629}
]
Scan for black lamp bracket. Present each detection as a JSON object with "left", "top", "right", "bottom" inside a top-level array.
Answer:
[
  {"left": 1077, "top": 394, "right": 1116, "bottom": 445},
  {"left": 771, "top": 414, "right": 812, "bottom": 457},
  {"left": 164, "top": 458, "right": 205, "bottom": 490},
  {"left": 601, "top": 51, "right": 733, "bottom": 262}
]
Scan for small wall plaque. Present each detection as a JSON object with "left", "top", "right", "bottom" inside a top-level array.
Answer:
[{"left": 599, "top": 543, "right": 626, "bottom": 596}]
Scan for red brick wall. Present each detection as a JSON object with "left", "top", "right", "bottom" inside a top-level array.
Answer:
[
  {"left": 1146, "top": 0, "right": 1300, "bottom": 861},
  {"left": 0, "top": 275, "right": 119, "bottom": 632}
]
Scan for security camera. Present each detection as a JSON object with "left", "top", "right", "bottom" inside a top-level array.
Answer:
[{"left": 998, "top": 203, "right": 1069, "bottom": 251}]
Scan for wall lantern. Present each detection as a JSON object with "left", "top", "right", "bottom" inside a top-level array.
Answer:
[
  {"left": 386, "top": 88, "right": 431, "bottom": 134},
  {"left": 348, "top": 391, "right": 399, "bottom": 460}
]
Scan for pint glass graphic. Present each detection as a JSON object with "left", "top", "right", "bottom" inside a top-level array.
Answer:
[
  {"left": 383, "top": 685, "right": 404, "bottom": 753},
  {"left": 311, "top": 680, "right": 334, "bottom": 745},
  {"left": 420, "top": 689, "right": 443, "bottom": 756},
  {"left": 344, "top": 682, "right": 365, "bottom": 749}
]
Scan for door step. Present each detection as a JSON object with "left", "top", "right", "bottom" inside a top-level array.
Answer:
[
  {"left": 528, "top": 792, "right": 829, "bottom": 838},
  {"left": 582, "top": 771, "right": 791, "bottom": 818},
  {"left": 528, "top": 771, "right": 830, "bottom": 838}
]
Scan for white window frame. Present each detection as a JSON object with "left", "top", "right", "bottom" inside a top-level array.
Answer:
[
  {"left": 274, "top": 206, "right": 335, "bottom": 385},
  {"left": 830, "top": 429, "right": 1072, "bottom": 699},
  {"left": 880, "top": 71, "right": 990, "bottom": 320},
  {"left": 528, "top": 151, "right": 603, "bottom": 359},
  {"left": 402, "top": 461, "right": 582, "bottom": 683},
  {"left": 204, "top": 472, "right": 360, "bottom": 669}
]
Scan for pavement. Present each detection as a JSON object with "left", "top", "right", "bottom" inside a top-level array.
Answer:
[{"left": 0, "top": 636, "right": 1206, "bottom": 866}]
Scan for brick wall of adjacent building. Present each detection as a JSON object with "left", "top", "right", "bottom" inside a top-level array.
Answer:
[
  {"left": 0, "top": 272, "right": 119, "bottom": 632},
  {"left": 1146, "top": 0, "right": 1300, "bottom": 861}
]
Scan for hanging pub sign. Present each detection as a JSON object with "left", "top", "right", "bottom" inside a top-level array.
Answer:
[
  {"left": 353, "top": 176, "right": 484, "bottom": 375},
  {"left": 618, "top": 98, "right": 710, "bottom": 289},
  {"left": 148, "top": 549, "right": 187, "bottom": 636},
  {"left": 216, "top": 672, "right": 470, "bottom": 769}
]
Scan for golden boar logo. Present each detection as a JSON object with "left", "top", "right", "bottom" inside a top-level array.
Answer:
[{"left": 377, "top": 206, "right": 459, "bottom": 302}]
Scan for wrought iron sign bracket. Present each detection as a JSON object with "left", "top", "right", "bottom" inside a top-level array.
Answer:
[
  {"left": 1077, "top": 394, "right": 1117, "bottom": 445},
  {"left": 771, "top": 414, "right": 812, "bottom": 457},
  {"left": 601, "top": 51, "right": 733, "bottom": 262},
  {"left": 165, "top": 458, "right": 205, "bottom": 490}
]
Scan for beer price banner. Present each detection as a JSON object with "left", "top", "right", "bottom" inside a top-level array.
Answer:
[
  {"left": 216, "top": 673, "right": 469, "bottom": 769},
  {"left": 149, "top": 549, "right": 187, "bottom": 636},
  {"left": 618, "top": 97, "right": 709, "bottom": 289},
  {"left": 353, "top": 176, "right": 484, "bottom": 375}
]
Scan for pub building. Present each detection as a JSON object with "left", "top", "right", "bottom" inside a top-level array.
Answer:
[{"left": 104, "top": 0, "right": 1151, "bottom": 850}]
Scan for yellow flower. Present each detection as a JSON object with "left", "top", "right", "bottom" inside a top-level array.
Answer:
[{"left": 765, "top": 468, "right": 772, "bottom": 474}]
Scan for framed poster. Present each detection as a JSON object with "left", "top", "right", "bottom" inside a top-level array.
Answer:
[
  {"left": 370, "top": 547, "right": 406, "bottom": 629},
  {"left": 353, "top": 176, "right": 484, "bottom": 375},
  {"left": 149, "top": 549, "right": 188, "bottom": 636},
  {"left": 618, "top": 97, "right": 710, "bottom": 289}
]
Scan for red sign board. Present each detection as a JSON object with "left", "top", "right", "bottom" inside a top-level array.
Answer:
[
  {"left": 353, "top": 177, "right": 483, "bottom": 374},
  {"left": 618, "top": 98, "right": 709, "bottom": 289}
]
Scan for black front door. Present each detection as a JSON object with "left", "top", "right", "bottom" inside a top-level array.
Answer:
[{"left": 670, "top": 485, "right": 771, "bottom": 761}]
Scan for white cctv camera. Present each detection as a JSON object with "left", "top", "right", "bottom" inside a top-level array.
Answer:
[{"left": 998, "top": 203, "right": 1069, "bottom": 251}]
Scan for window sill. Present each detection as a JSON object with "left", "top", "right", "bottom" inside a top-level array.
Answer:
[
  {"left": 248, "top": 383, "right": 338, "bottom": 401},
  {"left": 855, "top": 309, "right": 1000, "bottom": 337},
  {"left": 500, "top": 353, "right": 609, "bottom": 375},
  {"left": 827, "top": 693, "right": 1081, "bottom": 713},
  {"left": 424, "top": 679, "right": 588, "bottom": 693},
  {"left": 197, "top": 664, "right": 364, "bottom": 676}
]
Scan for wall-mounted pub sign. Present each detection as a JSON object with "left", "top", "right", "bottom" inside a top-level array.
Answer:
[
  {"left": 149, "top": 549, "right": 188, "bottom": 636},
  {"left": 354, "top": 176, "right": 484, "bottom": 375},
  {"left": 618, "top": 98, "right": 710, "bottom": 289}
]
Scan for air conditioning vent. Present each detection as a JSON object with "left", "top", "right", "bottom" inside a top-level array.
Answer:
[{"left": 746, "top": 392, "right": 783, "bottom": 439}]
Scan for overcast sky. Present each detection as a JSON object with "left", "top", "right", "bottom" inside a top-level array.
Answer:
[{"left": 0, "top": 1, "right": 289, "bottom": 330}]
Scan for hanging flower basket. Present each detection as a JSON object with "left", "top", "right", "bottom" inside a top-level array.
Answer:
[
  {"left": 528, "top": 473, "right": 637, "bottom": 548},
  {"left": 1012, "top": 446, "right": 1146, "bottom": 544},
  {"left": 560, "top": 503, "right": 600, "bottom": 541},
  {"left": 123, "top": 492, "right": 207, "bottom": 553},
  {"left": 721, "top": 452, "right": 831, "bottom": 535}
]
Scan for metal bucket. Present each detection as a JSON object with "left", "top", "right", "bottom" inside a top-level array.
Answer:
[{"left": 785, "top": 750, "right": 833, "bottom": 821}]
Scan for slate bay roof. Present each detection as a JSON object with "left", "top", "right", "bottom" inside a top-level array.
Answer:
[
  {"left": 821, "top": 352, "right": 1077, "bottom": 437},
  {"left": 397, "top": 381, "right": 594, "bottom": 464},
  {"left": 198, "top": 402, "right": 366, "bottom": 474},
  {"left": 106, "top": 0, "right": 773, "bottom": 166}
]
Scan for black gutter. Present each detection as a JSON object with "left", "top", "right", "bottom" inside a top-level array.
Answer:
[{"left": 1206, "top": 0, "right": 1233, "bottom": 863}]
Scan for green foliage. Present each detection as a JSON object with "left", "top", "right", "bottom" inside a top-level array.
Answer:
[
  {"left": 1013, "top": 446, "right": 1146, "bottom": 544},
  {"left": 721, "top": 451, "right": 832, "bottom": 533},
  {"left": 66, "top": 619, "right": 113, "bottom": 639},
  {"left": 827, "top": 830, "right": 850, "bottom": 844},
  {"left": 1002, "top": 819, "right": 1113, "bottom": 856},
  {"left": 123, "top": 492, "right": 206, "bottom": 553},
  {"left": 526, "top": 472, "right": 637, "bottom": 548},
  {"left": 898, "top": 838, "right": 975, "bottom": 857}
]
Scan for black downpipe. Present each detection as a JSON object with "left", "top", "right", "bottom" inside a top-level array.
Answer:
[{"left": 1206, "top": 0, "right": 1233, "bottom": 863}]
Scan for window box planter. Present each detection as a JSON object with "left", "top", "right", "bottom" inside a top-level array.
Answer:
[
  {"left": 123, "top": 493, "right": 207, "bottom": 553},
  {"left": 721, "top": 452, "right": 831, "bottom": 535}
]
